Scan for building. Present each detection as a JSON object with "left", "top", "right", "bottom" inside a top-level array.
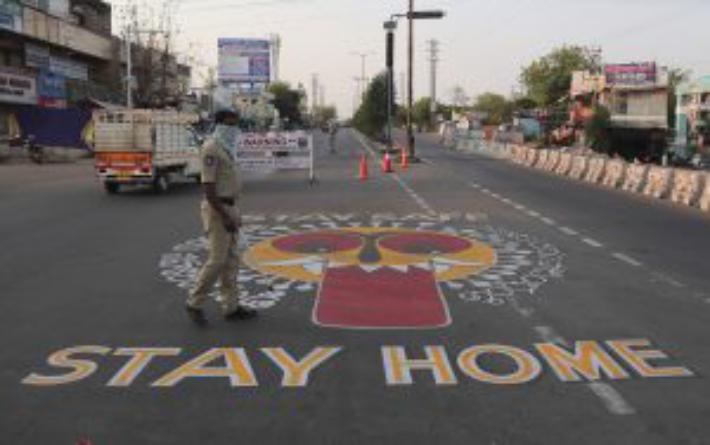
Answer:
[
  {"left": 570, "top": 62, "right": 669, "bottom": 158},
  {"left": 0, "top": 0, "right": 192, "bottom": 147},
  {"left": 675, "top": 76, "right": 710, "bottom": 154}
]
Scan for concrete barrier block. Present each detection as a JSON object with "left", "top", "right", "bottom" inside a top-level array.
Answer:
[
  {"left": 584, "top": 157, "right": 607, "bottom": 184},
  {"left": 534, "top": 150, "right": 549, "bottom": 169},
  {"left": 643, "top": 166, "right": 675, "bottom": 199},
  {"left": 545, "top": 151, "right": 561, "bottom": 172},
  {"left": 555, "top": 153, "right": 573, "bottom": 176},
  {"left": 670, "top": 170, "right": 705, "bottom": 207},
  {"left": 622, "top": 164, "right": 649, "bottom": 193},
  {"left": 568, "top": 155, "right": 589, "bottom": 180},
  {"left": 602, "top": 159, "right": 627, "bottom": 188},
  {"left": 698, "top": 173, "right": 710, "bottom": 212},
  {"left": 524, "top": 148, "right": 539, "bottom": 167}
]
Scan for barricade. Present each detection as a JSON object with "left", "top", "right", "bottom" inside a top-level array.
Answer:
[
  {"left": 524, "top": 148, "right": 538, "bottom": 167},
  {"left": 534, "top": 150, "right": 549, "bottom": 169},
  {"left": 510, "top": 145, "right": 526, "bottom": 164},
  {"left": 584, "top": 157, "right": 607, "bottom": 184},
  {"left": 601, "top": 159, "right": 627, "bottom": 188},
  {"left": 621, "top": 164, "right": 649, "bottom": 193},
  {"left": 670, "top": 170, "right": 706, "bottom": 207},
  {"left": 544, "top": 150, "right": 561, "bottom": 172},
  {"left": 642, "top": 166, "right": 674, "bottom": 199},
  {"left": 555, "top": 153, "right": 573, "bottom": 176},
  {"left": 567, "top": 155, "right": 589, "bottom": 180},
  {"left": 697, "top": 173, "right": 710, "bottom": 212}
]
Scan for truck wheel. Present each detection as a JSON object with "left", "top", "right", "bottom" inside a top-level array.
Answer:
[
  {"left": 104, "top": 182, "right": 120, "bottom": 194},
  {"left": 154, "top": 174, "right": 170, "bottom": 193}
]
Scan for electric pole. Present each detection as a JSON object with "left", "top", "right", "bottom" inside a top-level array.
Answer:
[
  {"left": 311, "top": 73, "right": 319, "bottom": 112},
  {"left": 426, "top": 39, "right": 440, "bottom": 127}
]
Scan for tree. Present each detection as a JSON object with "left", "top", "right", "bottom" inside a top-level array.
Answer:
[
  {"left": 267, "top": 82, "right": 305, "bottom": 129},
  {"left": 473, "top": 92, "right": 511, "bottom": 126},
  {"left": 585, "top": 105, "right": 612, "bottom": 154},
  {"left": 353, "top": 73, "right": 388, "bottom": 139},
  {"left": 412, "top": 97, "right": 432, "bottom": 130},
  {"left": 312, "top": 105, "right": 337, "bottom": 127},
  {"left": 520, "top": 45, "right": 600, "bottom": 107}
]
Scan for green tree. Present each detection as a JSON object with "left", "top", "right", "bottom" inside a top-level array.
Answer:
[
  {"left": 267, "top": 82, "right": 305, "bottom": 128},
  {"left": 353, "top": 73, "right": 388, "bottom": 139},
  {"left": 585, "top": 105, "right": 612, "bottom": 154},
  {"left": 520, "top": 45, "right": 599, "bottom": 106},
  {"left": 313, "top": 105, "right": 338, "bottom": 126},
  {"left": 472, "top": 92, "right": 511, "bottom": 125},
  {"left": 412, "top": 97, "right": 432, "bottom": 130}
]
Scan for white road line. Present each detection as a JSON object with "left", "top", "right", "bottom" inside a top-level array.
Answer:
[
  {"left": 530, "top": 326, "right": 637, "bottom": 416},
  {"left": 559, "top": 227, "right": 579, "bottom": 236},
  {"left": 587, "top": 383, "right": 637, "bottom": 416},
  {"left": 514, "top": 204, "right": 527, "bottom": 211},
  {"left": 582, "top": 237, "right": 604, "bottom": 248},
  {"left": 541, "top": 217, "right": 556, "bottom": 225},
  {"left": 527, "top": 210, "right": 541, "bottom": 218},
  {"left": 612, "top": 253, "right": 643, "bottom": 267},
  {"left": 534, "top": 326, "right": 569, "bottom": 346},
  {"left": 491, "top": 193, "right": 501, "bottom": 199},
  {"left": 651, "top": 273, "right": 686, "bottom": 289}
]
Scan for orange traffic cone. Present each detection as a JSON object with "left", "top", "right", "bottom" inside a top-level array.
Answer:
[
  {"left": 359, "top": 155, "right": 369, "bottom": 181},
  {"left": 400, "top": 147, "right": 409, "bottom": 170},
  {"left": 382, "top": 152, "right": 394, "bottom": 173}
]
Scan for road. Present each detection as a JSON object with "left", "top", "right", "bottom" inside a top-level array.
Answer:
[{"left": 1, "top": 130, "right": 709, "bottom": 444}]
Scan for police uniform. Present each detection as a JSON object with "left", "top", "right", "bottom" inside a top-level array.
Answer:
[{"left": 187, "top": 137, "right": 243, "bottom": 314}]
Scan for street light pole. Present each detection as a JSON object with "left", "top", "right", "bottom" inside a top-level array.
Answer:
[
  {"left": 407, "top": 0, "right": 415, "bottom": 160},
  {"left": 384, "top": 21, "right": 397, "bottom": 150}
]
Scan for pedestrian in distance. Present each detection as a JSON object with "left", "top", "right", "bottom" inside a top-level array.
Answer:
[{"left": 185, "top": 108, "right": 257, "bottom": 326}]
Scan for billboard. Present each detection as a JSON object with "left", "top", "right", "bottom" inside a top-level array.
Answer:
[
  {"left": 605, "top": 63, "right": 657, "bottom": 86},
  {"left": 236, "top": 131, "right": 312, "bottom": 171},
  {"left": 218, "top": 38, "right": 271, "bottom": 83}
]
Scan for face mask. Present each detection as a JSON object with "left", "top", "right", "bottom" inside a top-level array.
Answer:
[{"left": 213, "top": 124, "right": 239, "bottom": 158}]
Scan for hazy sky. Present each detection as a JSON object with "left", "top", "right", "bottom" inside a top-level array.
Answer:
[{"left": 107, "top": 0, "right": 710, "bottom": 117}]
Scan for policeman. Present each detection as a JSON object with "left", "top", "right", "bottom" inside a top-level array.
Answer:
[{"left": 185, "top": 108, "right": 257, "bottom": 326}]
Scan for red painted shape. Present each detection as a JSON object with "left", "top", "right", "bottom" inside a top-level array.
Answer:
[{"left": 314, "top": 265, "right": 449, "bottom": 329}]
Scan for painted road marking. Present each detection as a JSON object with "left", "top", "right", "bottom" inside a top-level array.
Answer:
[
  {"left": 612, "top": 253, "right": 643, "bottom": 268},
  {"left": 559, "top": 227, "right": 579, "bottom": 236},
  {"left": 527, "top": 210, "right": 541, "bottom": 218},
  {"left": 540, "top": 217, "right": 556, "bottom": 226},
  {"left": 528, "top": 328, "right": 638, "bottom": 416},
  {"left": 582, "top": 238, "right": 604, "bottom": 248},
  {"left": 588, "top": 382, "right": 637, "bottom": 415}
]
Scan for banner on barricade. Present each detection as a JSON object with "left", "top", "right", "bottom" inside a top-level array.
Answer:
[{"left": 236, "top": 131, "right": 314, "bottom": 175}]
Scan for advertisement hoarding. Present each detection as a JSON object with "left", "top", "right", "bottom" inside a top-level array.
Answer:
[
  {"left": 218, "top": 38, "right": 271, "bottom": 83},
  {"left": 604, "top": 63, "right": 657, "bottom": 86}
]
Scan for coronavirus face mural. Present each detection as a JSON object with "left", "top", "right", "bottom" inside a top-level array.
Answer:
[
  {"left": 160, "top": 214, "right": 565, "bottom": 331},
  {"left": 245, "top": 227, "right": 496, "bottom": 329}
]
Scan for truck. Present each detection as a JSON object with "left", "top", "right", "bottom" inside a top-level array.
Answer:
[{"left": 93, "top": 110, "right": 202, "bottom": 194}]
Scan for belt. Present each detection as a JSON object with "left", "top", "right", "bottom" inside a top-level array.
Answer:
[{"left": 219, "top": 197, "right": 236, "bottom": 206}]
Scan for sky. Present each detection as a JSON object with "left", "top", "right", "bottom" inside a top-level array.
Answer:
[{"left": 106, "top": 0, "right": 710, "bottom": 118}]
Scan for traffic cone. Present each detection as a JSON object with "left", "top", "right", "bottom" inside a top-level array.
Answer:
[
  {"left": 359, "top": 155, "right": 369, "bottom": 181},
  {"left": 400, "top": 147, "right": 409, "bottom": 170},
  {"left": 382, "top": 152, "right": 393, "bottom": 173}
]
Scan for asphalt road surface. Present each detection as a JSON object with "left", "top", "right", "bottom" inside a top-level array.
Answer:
[{"left": 2, "top": 130, "right": 709, "bottom": 444}]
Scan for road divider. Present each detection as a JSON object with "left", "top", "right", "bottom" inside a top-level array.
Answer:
[
  {"left": 670, "top": 170, "right": 705, "bottom": 207},
  {"left": 585, "top": 157, "right": 607, "bottom": 184},
  {"left": 621, "top": 164, "right": 649, "bottom": 194},
  {"left": 534, "top": 149, "right": 549, "bottom": 170},
  {"left": 700, "top": 173, "right": 710, "bottom": 212},
  {"left": 602, "top": 159, "right": 627, "bottom": 188},
  {"left": 544, "top": 150, "right": 561, "bottom": 172},
  {"left": 568, "top": 155, "right": 589, "bottom": 180},
  {"left": 643, "top": 166, "right": 674, "bottom": 199},
  {"left": 555, "top": 153, "right": 573, "bottom": 176}
]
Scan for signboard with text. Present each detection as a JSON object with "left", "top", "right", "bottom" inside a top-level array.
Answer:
[
  {"left": 605, "top": 63, "right": 657, "bottom": 87},
  {"left": 236, "top": 131, "right": 313, "bottom": 172},
  {"left": 218, "top": 38, "right": 271, "bottom": 84},
  {"left": 0, "top": 67, "right": 37, "bottom": 105}
]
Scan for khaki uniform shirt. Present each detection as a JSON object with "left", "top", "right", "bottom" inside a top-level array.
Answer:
[{"left": 201, "top": 138, "right": 242, "bottom": 200}]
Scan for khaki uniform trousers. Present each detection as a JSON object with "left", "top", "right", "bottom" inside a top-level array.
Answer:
[{"left": 187, "top": 201, "right": 240, "bottom": 314}]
